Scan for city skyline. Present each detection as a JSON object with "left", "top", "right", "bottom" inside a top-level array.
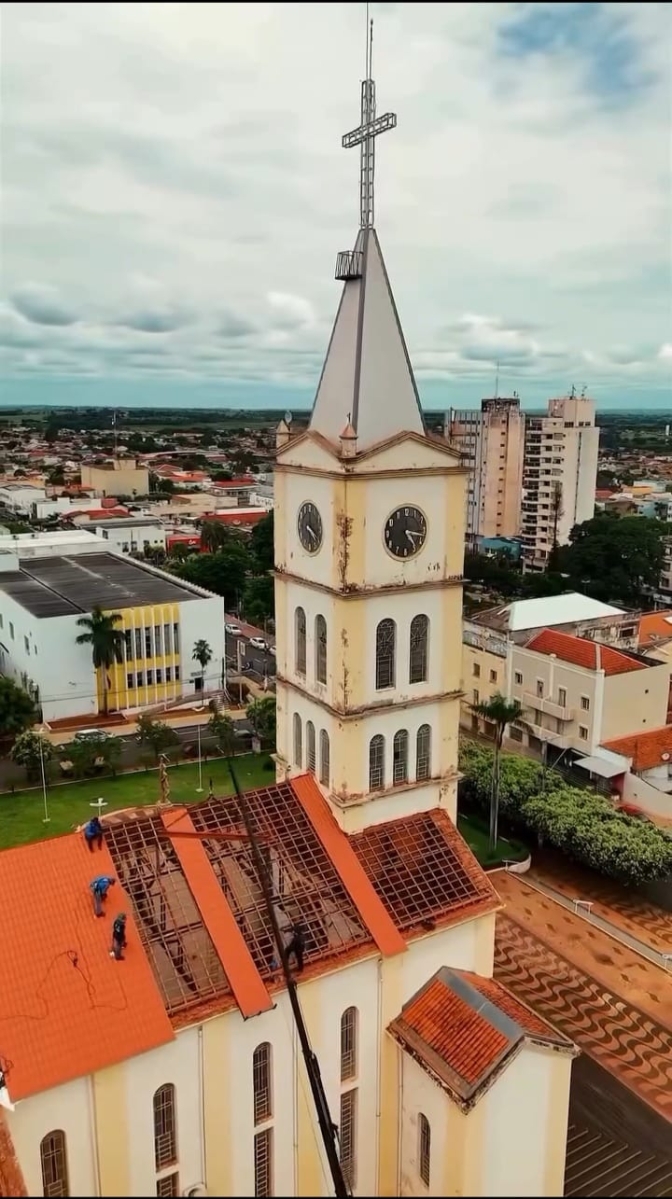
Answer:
[{"left": 2, "top": 2, "right": 671, "bottom": 411}]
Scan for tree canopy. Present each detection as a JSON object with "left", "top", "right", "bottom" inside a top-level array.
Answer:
[
  {"left": 459, "top": 741, "right": 672, "bottom": 885},
  {"left": 250, "top": 511, "right": 274, "bottom": 574},
  {"left": 0, "top": 676, "right": 36, "bottom": 739},
  {"left": 558, "top": 514, "right": 669, "bottom": 606}
]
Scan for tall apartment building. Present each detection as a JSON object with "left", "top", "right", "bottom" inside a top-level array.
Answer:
[
  {"left": 521, "top": 395, "right": 599, "bottom": 570},
  {"left": 447, "top": 397, "right": 525, "bottom": 545}
]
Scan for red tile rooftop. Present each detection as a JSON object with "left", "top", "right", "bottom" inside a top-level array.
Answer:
[
  {"left": 526, "top": 628, "right": 649, "bottom": 676},
  {"left": 0, "top": 776, "right": 499, "bottom": 1101}
]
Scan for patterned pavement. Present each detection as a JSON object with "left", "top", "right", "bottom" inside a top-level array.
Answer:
[{"left": 494, "top": 915, "right": 672, "bottom": 1121}]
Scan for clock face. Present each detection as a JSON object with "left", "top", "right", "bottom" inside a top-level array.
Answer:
[
  {"left": 384, "top": 506, "right": 428, "bottom": 559},
  {"left": 297, "top": 501, "right": 323, "bottom": 554}
]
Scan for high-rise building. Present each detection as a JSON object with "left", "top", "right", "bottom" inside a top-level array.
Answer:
[
  {"left": 520, "top": 395, "right": 599, "bottom": 570},
  {"left": 447, "top": 397, "right": 525, "bottom": 546}
]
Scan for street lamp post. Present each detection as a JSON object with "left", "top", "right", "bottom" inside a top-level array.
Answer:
[
  {"left": 196, "top": 722, "right": 203, "bottom": 793},
  {"left": 39, "top": 736, "right": 50, "bottom": 825}
]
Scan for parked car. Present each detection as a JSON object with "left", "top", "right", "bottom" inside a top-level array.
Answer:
[
  {"left": 74, "top": 729, "right": 109, "bottom": 742},
  {"left": 269, "top": 645, "right": 276, "bottom": 657},
  {"left": 249, "top": 635, "right": 269, "bottom": 651},
  {"left": 225, "top": 622, "right": 242, "bottom": 636}
]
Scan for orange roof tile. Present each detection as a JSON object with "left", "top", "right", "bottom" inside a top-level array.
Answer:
[
  {"left": 388, "top": 967, "right": 574, "bottom": 1108},
  {"left": 0, "top": 1113, "right": 27, "bottom": 1197},
  {"left": 638, "top": 610, "right": 672, "bottom": 648},
  {"left": 161, "top": 809, "right": 272, "bottom": 1018},
  {"left": 0, "top": 834, "right": 174, "bottom": 1102},
  {"left": 601, "top": 725, "right": 672, "bottom": 772},
  {"left": 527, "top": 628, "right": 648, "bottom": 676},
  {"left": 291, "top": 774, "right": 407, "bottom": 957}
]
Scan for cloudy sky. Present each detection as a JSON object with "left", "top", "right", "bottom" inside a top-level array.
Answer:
[{"left": 2, "top": 2, "right": 671, "bottom": 411}]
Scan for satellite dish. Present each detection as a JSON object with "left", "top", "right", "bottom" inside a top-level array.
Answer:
[{"left": 661, "top": 752, "right": 670, "bottom": 762}]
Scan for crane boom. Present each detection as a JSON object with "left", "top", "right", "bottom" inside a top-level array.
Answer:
[{"left": 226, "top": 759, "right": 351, "bottom": 1198}]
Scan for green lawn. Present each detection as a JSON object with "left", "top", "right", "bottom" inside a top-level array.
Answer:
[
  {"left": 0, "top": 753, "right": 275, "bottom": 850},
  {"left": 457, "top": 812, "right": 529, "bottom": 868}
]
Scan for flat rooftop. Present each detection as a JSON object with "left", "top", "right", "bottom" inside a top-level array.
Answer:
[
  {"left": 0, "top": 553, "right": 204, "bottom": 618},
  {"left": 90, "top": 517, "right": 161, "bottom": 529}
]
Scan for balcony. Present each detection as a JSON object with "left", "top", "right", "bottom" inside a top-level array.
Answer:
[
  {"left": 523, "top": 691, "right": 575, "bottom": 722},
  {"left": 518, "top": 717, "right": 572, "bottom": 750}
]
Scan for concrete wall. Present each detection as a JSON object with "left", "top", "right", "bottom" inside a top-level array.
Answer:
[
  {"left": 0, "top": 595, "right": 97, "bottom": 721},
  {"left": 601, "top": 662, "right": 671, "bottom": 742}
]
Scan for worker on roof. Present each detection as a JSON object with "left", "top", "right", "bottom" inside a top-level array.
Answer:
[
  {"left": 90, "top": 875, "right": 116, "bottom": 918},
  {"left": 110, "top": 912, "right": 127, "bottom": 961},
  {"left": 285, "top": 922, "right": 306, "bottom": 973},
  {"left": 83, "top": 816, "right": 104, "bottom": 852}
]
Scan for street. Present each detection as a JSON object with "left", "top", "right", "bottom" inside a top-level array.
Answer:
[{"left": 225, "top": 613, "right": 276, "bottom": 683}]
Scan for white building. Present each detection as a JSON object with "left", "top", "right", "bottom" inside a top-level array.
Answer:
[
  {"left": 0, "top": 483, "right": 46, "bottom": 515},
  {"left": 520, "top": 395, "right": 599, "bottom": 570},
  {"left": 0, "top": 550, "right": 225, "bottom": 721},
  {"left": 90, "top": 517, "right": 167, "bottom": 555}
]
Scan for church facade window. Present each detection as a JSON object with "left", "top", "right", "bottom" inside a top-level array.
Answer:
[
  {"left": 340, "top": 1006, "right": 358, "bottom": 1081},
  {"left": 393, "top": 730, "right": 409, "bottom": 784},
  {"left": 306, "top": 721, "right": 316, "bottom": 773},
  {"left": 409, "top": 614, "right": 429, "bottom": 684},
  {"left": 40, "top": 1131, "right": 69, "bottom": 1198},
  {"left": 295, "top": 607, "right": 306, "bottom": 676},
  {"left": 418, "top": 1113, "right": 431, "bottom": 1187},
  {"left": 319, "top": 729, "right": 330, "bottom": 786},
  {"left": 416, "top": 724, "right": 431, "bottom": 780},
  {"left": 368, "top": 735, "right": 385, "bottom": 790},
  {"left": 315, "top": 615, "right": 327, "bottom": 684},
  {"left": 375, "top": 619, "right": 396, "bottom": 690},
  {"left": 293, "top": 713, "right": 302, "bottom": 768}
]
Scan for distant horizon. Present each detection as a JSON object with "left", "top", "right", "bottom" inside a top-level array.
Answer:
[{"left": 1, "top": 377, "right": 670, "bottom": 415}]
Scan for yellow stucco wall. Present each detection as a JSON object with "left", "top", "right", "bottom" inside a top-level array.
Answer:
[
  {"left": 98, "top": 601, "right": 182, "bottom": 711},
  {"left": 92, "top": 1064, "right": 131, "bottom": 1196}
]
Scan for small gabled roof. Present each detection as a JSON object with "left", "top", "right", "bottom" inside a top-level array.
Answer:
[{"left": 388, "top": 966, "right": 575, "bottom": 1109}]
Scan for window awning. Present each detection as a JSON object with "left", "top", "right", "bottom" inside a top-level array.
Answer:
[{"left": 574, "top": 755, "right": 627, "bottom": 779}]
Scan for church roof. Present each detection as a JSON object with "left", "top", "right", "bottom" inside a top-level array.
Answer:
[
  {"left": 309, "top": 227, "right": 426, "bottom": 451},
  {"left": 0, "top": 776, "right": 499, "bottom": 1102},
  {"left": 388, "top": 966, "right": 575, "bottom": 1109}
]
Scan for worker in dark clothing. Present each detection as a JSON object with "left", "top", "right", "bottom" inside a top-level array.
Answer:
[
  {"left": 90, "top": 875, "right": 116, "bottom": 917},
  {"left": 285, "top": 923, "right": 306, "bottom": 973},
  {"left": 110, "top": 912, "right": 127, "bottom": 961},
  {"left": 83, "top": 816, "right": 104, "bottom": 852}
]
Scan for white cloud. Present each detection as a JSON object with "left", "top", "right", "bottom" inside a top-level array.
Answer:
[{"left": 1, "top": 2, "right": 670, "bottom": 407}]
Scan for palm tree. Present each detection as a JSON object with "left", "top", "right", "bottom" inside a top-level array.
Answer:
[
  {"left": 76, "top": 607, "right": 125, "bottom": 714},
  {"left": 192, "top": 638, "right": 213, "bottom": 701},
  {"left": 200, "top": 520, "right": 229, "bottom": 553},
  {"left": 472, "top": 692, "right": 523, "bottom": 853}
]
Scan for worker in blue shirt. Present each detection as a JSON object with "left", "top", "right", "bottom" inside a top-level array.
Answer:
[
  {"left": 90, "top": 875, "right": 116, "bottom": 917},
  {"left": 83, "top": 816, "right": 104, "bottom": 852}
]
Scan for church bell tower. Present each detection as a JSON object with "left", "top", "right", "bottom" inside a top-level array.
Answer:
[{"left": 273, "top": 23, "right": 468, "bottom": 834}]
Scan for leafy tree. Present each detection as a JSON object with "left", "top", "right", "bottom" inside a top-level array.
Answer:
[
  {"left": 558, "top": 514, "right": 669, "bottom": 606},
  {"left": 246, "top": 695, "right": 276, "bottom": 743},
  {"left": 242, "top": 573, "right": 274, "bottom": 625},
  {"left": 459, "top": 742, "right": 672, "bottom": 884},
  {"left": 75, "top": 607, "right": 125, "bottom": 713},
  {"left": 463, "top": 551, "right": 521, "bottom": 597},
  {"left": 0, "top": 676, "right": 36, "bottom": 738},
  {"left": 200, "top": 520, "right": 231, "bottom": 553},
  {"left": 136, "top": 714, "right": 180, "bottom": 760},
  {"left": 471, "top": 694, "right": 524, "bottom": 851},
  {"left": 67, "top": 733, "right": 122, "bottom": 778},
  {"left": 167, "top": 542, "right": 193, "bottom": 562},
  {"left": 250, "top": 511, "right": 274, "bottom": 574},
  {"left": 177, "top": 543, "right": 250, "bottom": 607},
  {"left": 208, "top": 705, "right": 236, "bottom": 756},
  {"left": 193, "top": 639, "right": 213, "bottom": 693},
  {"left": 10, "top": 729, "right": 53, "bottom": 781}
]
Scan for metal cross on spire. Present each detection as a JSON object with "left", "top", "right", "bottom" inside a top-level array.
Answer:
[{"left": 342, "top": 10, "right": 397, "bottom": 229}]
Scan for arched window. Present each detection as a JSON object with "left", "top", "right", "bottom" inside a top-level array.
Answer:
[
  {"left": 293, "top": 713, "right": 302, "bottom": 768},
  {"left": 369, "top": 735, "right": 385, "bottom": 790},
  {"left": 153, "top": 1084, "right": 177, "bottom": 1170},
  {"left": 253, "top": 1042, "right": 273, "bottom": 1125},
  {"left": 340, "top": 1006, "right": 358, "bottom": 1081},
  {"left": 416, "top": 724, "right": 432, "bottom": 781},
  {"left": 375, "top": 619, "right": 396, "bottom": 690},
  {"left": 295, "top": 606, "right": 306, "bottom": 675},
  {"left": 306, "top": 720, "right": 316, "bottom": 773},
  {"left": 418, "top": 1113, "right": 431, "bottom": 1187},
  {"left": 409, "top": 615, "right": 429, "bottom": 684},
  {"left": 315, "top": 615, "right": 327, "bottom": 684},
  {"left": 393, "top": 730, "right": 409, "bottom": 784},
  {"left": 319, "top": 729, "right": 330, "bottom": 786},
  {"left": 40, "top": 1131, "right": 69, "bottom": 1198}
]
